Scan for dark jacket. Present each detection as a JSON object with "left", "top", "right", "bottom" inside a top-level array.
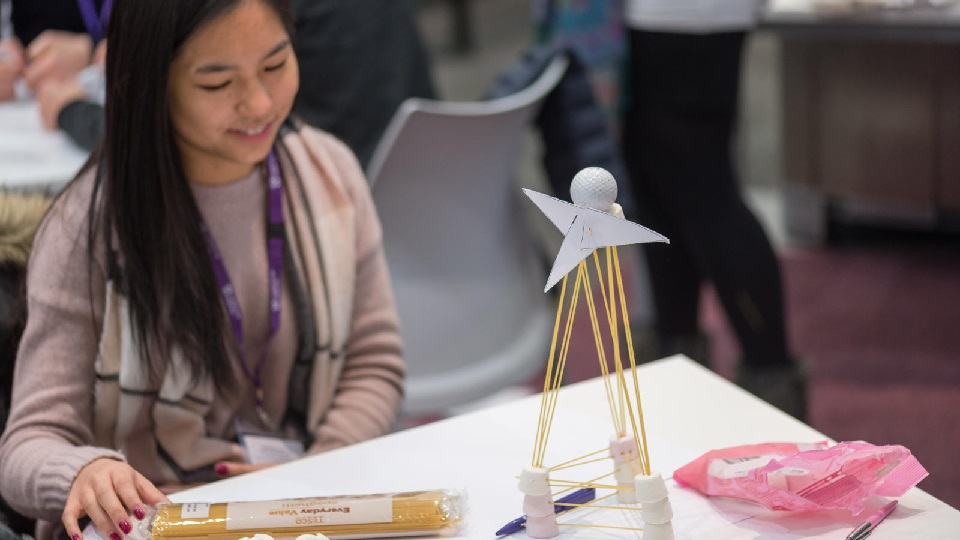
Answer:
[
  {"left": 289, "top": 0, "right": 435, "bottom": 167},
  {"left": 485, "top": 44, "right": 635, "bottom": 216}
]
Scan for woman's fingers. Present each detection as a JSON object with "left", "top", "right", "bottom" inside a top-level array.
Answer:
[
  {"left": 134, "top": 470, "right": 170, "bottom": 507},
  {"left": 95, "top": 466, "right": 139, "bottom": 538},
  {"left": 23, "top": 31, "right": 93, "bottom": 90},
  {"left": 64, "top": 458, "right": 168, "bottom": 539},
  {"left": 108, "top": 460, "right": 169, "bottom": 516},
  {"left": 0, "top": 42, "right": 24, "bottom": 101},
  {"left": 79, "top": 484, "right": 119, "bottom": 540},
  {"left": 63, "top": 459, "right": 114, "bottom": 540},
  {"left": 112, "top": 470, "right": 148, "bottom": 529},
  {"left": 62, "top": 490, "right": 88, "bottom": 540},
  {"left": 23, "top": 53, "right": 56, "bottom": 90}
]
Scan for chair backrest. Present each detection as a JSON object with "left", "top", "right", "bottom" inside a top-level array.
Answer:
[{"left": 367, "top": 55, "right": 568, "bottom": 416}]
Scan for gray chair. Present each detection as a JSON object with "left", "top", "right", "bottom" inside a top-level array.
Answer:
[{"left": 367, "top": 55, "right": 568, "bottom": 417}]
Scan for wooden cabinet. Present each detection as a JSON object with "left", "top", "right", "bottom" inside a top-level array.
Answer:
[{"left": 767, "top": 6, "right": 960, "bottom": 240}]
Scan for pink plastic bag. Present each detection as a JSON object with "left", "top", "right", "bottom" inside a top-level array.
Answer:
[{"left": 673, "top": 441, "right": 928, "bottom": 514}]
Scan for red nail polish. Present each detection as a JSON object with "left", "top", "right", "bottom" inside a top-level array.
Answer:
[
  {"left": 133, "top": 505, "right": 146, "bottom": 521},
  {"left": 215, "top": 463, "right": 229, "bottom": 476},
  {"left": 72, "top": 534, "right": 82, "bottom": 540},
  {"left": 119, "top": 520, "right": 132, "bottom": 535},
  {"left": 110, "top": 533, "right": 122, "bottom": 540}
]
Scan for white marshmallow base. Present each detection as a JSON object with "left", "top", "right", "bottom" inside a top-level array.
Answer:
[
  {"left": 518, "top": 465, "right": 551, "bottom": 496},
  {"left": 610, "top": 435, "right": 640, "bottom": 504},
  {"left": 634, "top": 472, "right": 668, "bottom": 503},
  {"left": 635, "top": 471, "right": 675, "bottom": 539},
  {"left": 518, "top": 466, "right": 559, "bottom": 538},
  {"left": 640, "top": 497, "right": 673, "bottom": 525},
  {"left": 525, "top": 511, "right": 561, "bottom": 538},
  {"left": 642, "top": 521, "right": 675, "bottom": 540}
]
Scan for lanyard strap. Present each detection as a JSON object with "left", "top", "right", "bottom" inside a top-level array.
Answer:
[
  {"left": 200, "top": 148, "right": 284, "bottom": 425},
  {"left": 75, "top": 0, "right": 112, "bottom": 43}
]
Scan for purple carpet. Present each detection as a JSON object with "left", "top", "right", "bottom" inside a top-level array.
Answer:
[{"left": 702, "top": 241, "right": 960, "bottom": 509}]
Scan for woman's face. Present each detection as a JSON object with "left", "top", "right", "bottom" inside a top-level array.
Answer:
[{"left": 168, "top": 0, "right": 299, "bottom": 185}]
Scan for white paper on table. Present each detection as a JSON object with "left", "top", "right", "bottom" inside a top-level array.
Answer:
[{"left": 0, "top": 101, "right": 88, "bottom": 188}]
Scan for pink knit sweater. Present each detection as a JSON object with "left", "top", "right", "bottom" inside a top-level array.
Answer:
[{"left": 0, "top": 126, "right": 405, "bottom": 540}]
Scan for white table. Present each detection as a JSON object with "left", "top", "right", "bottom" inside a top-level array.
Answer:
[
  {"left": 0, "top": 101, "right": 89, "bottom": 191},
  {"left": 172, "top": 356, "right": 960, "bottom": 539}
]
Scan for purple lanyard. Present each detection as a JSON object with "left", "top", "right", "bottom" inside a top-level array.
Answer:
[
  {"left": 200, "top": 149, "right": 284, "bottom": 426},
  {"left": 76, "top": 0, "right": 112, "bottom": 43}
]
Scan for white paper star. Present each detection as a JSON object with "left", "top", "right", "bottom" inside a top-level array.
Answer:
[{"left": 523, "top": 168, "right": 669, "bottom": 292}]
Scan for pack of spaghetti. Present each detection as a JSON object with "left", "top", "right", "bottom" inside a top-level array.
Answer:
[{"left": 141, "top": 490, "right": 465, "bottom": 540}]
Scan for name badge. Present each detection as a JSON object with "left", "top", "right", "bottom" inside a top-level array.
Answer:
[{"left": 240, "top": 433, "right": 305, "bottom": 465}]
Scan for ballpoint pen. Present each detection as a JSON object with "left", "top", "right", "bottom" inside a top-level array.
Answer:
[
  {"left": 495, "top": 488, "right": 596, "bottom": 536},
  {"left": 845, "top": 500, "right": 897, "bottom": 540}
]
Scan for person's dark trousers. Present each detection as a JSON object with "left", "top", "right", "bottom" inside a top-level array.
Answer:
[{"left": 621, "top": 30, "right": 790, "bottom": 370}]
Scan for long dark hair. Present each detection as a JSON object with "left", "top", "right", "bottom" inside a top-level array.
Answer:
[{"left": 92, "top": 0, "right": 295, "bottom": 389}]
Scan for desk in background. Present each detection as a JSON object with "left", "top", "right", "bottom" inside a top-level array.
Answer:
[
  {"left": 172, "top": 356, "right": 960, "bottom": 539},
  {"left": 0, "top": 101, "right": 89, "bottom": 192},
  {"left": 763, "top": 1, "right": 960, "bottom": 242}
]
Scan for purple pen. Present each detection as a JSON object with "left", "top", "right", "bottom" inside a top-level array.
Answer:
[
  {"left": 495, "top": 488, "right": 596, "bottom": 536},
  {"left": 845, "top": 500, "right": 897, "bottom": 540}
]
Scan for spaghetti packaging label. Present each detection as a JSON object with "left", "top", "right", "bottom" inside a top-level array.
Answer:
[{"left": 223, "top": 497, "right": 393, "bottom": 530}]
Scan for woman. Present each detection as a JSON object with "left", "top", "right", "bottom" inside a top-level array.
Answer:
[
  {"left": 620, "top": 0, "right": 806, "bottom": 419},
  {"left": 0, "top": 1, "right": 406, "bottom": 539}
]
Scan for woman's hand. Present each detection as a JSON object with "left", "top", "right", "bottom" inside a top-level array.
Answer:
[
  {"left": 63, "top": 458, "right": 168, "bottom": 540},
  {"left": 0, "top": 37, "right": 25, "bottom": 101},
  {"left": 23, "top": 31, "right": 93, "bottom": 92},
  {"left": 92, "top": 40, "right": 108, "bottom": 69},
  {"left": 35, "top": 79, "right": 86, "bottom": 129}
]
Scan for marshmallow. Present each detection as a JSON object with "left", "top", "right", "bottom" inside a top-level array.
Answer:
[
  {"left": 634, "top": 472, "right": 669, "bottom": 503},
  {"left": 640, "top": 497, "right": 673, "bottom": 525},
  {"left": 642, "top": 521, "right": 675, "bottom": 540},
  {"left": 525, "top": 515, "right": 560, "bottom": 539},
  {"left": 523, "top": 493, "right": 555, "bottom": 518},
  {"left": 609, "top": 435, "right": 639, "bottom": 462},
  {"left": 517, "top": 466, "right": 551, "bottom": 496}
]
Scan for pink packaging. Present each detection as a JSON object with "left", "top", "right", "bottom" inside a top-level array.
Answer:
[{"left": 673, "top": 441, "right": 928, "bottom": 514}]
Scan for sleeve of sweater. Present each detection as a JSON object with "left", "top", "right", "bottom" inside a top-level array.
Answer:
[
  {"left": 57, "top": 100, "right": 106, "bottom": 153},
  {"left": 307, "top": 133, "right": 406, "bottom": 453},
  {"left": 0, "top": 176, "right": 124, "bottom": 521}
]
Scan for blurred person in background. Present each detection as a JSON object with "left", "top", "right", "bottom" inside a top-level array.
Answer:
[
  {"left": 288, "top": 0, "right": 435, "bottom": 167},
  {"left": 24, "top": 0, "right": 436, "bottom": 167},
  {"left": 619, "top": 0, "right": 807, "bottom": 419},
  {"left": 0, "top": 0, "right": 108, "bottom": 102}
]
